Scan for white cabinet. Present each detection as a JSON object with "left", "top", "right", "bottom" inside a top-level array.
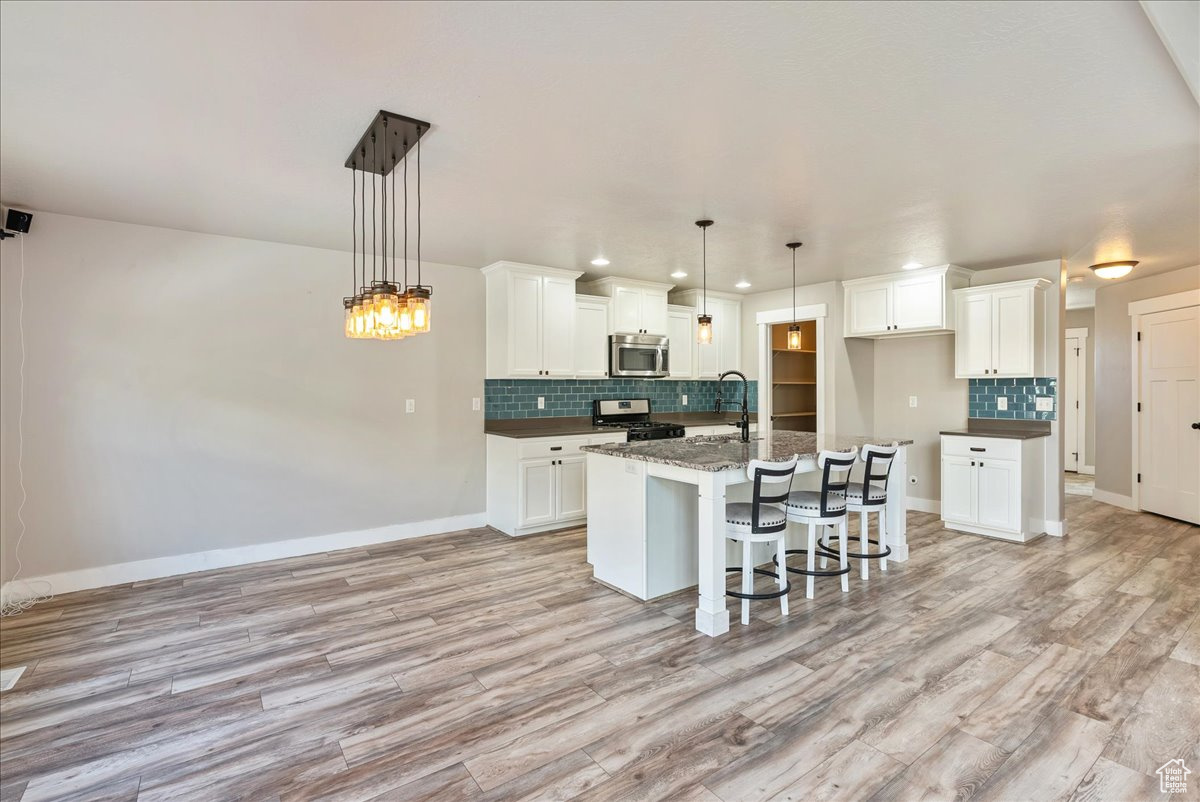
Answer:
[
  {"left": 668, "top": 290, "right": 741, "bottom": 377},
  {"left": 940, "top": 434, "right": 1045, "bottom": 542},
  {"left": 487, "top": 433, "right": 623, "bottom": 536},
  {"left": 667, "top": 305, "right": 696, "bottom": 378},
  {"left": 843, "top": 265, "right": 970, "bottom": 338},
  {"left": 483, "top": 262, "right": 583, "bottom": 379},
  {"left": 574, "top": 296, "right": 610, "bottom": 378},
  {"left": 578, "top": 277, "right": 673, "bottom": 336},
  {"left": 953, "top": 279, "right": 1051, "bottom": 378}
]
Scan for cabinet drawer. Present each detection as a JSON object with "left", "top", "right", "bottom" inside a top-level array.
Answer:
[
  {"left": 941, "top": 435, "right": 1021, "bottom": 461},
  {"left": 517, "top": 437, "right": 591, "bottom": 460}
]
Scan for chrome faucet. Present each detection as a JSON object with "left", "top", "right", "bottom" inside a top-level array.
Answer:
[{"left": 715, "top": 369, "right": 751, "bottom": 442}]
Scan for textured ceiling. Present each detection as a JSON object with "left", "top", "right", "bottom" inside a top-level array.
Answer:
[{"left": 1, "top": 1, "right": 1197, "bottom": 297}]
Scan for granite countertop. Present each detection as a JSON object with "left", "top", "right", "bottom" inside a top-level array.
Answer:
[
  {"left": 484, "top": 412, "right": 755, "bottom": 439},
  {"left": 580, "top": 430, "right": 914, "bottom": 472}
]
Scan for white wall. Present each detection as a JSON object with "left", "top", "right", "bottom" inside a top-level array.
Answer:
[
  {"left": 1094, "top": 264, "right": 1200, "bottom": 498},
  {"left": 0, "top": 211, "right": 485, "bottom": 587}
]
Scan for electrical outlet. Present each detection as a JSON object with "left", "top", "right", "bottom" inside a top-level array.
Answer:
[
  {"left": 472, "top": 398, "right": 481, "bottom": 411},
  {"left": 405, "top": 399, "right": 415, "bottom": 414},
  {"left": 1036, "top": 397, "right": 1054, "bottom": 412},
  {"left": 908, "top": 396, "right": 918, "bottom": 408},
  {"left": 997, "top": 396, "right": 1008, "bottom": 411},
  {"left": 625, "top": 461, "right": 638, "bottom": 475},
  {"left": 537, "top": 396, "right": 545, "bottom": 410},
  {"left": 682, "top": 394, "right": 688, "bottom": 406}
]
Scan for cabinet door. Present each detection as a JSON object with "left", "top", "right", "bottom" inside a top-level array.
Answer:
[
  {"left": 846, "top": 281, "right": 892, "bottom": 336},
  {"left": 611, "top": 286, "right": 643, "bottom": 334},
  {"left": 555, "top": 456, "right": 587, "bottom": 521},
  {"left": 940, "top": 455, "right": 977, "bottom": 524},
  {"left": 574, "top": 300, "right": 609, "bottom": 378},
  {"left": 507, "top": 272, "right": 544, "bottom": 377},
  {"left": 540, "top": 276, "right": 576, "bottom": 376},
  {"left": 716, "top": 299, "right": 741, "bottom": 374},
  {"left": 518, "top": 459, "right": 557, "bottom": 528},
  {"left": 892, "top": 273, "right": 944, "bottom": 331},
  {"left": 976, "top": 459, "right": 1021, "bottom": 532},
  {"left": 640, "top": 288, "right": 669, "bottom": 336},
  {"left": 667, "top": 310, "right": 695, "bottom": 378},
  {"left": 956, "top": 293, "right": 994, "bottom": 377},
  {"left": 992, "top": 287, "right": 1034, "bottom": 376}
]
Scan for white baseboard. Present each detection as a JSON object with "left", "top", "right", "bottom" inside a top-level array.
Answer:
[
  {"left": 0, "top": 513, "right": 486, "bottom": 604},
  {"left": 907, "top": 497, "right": 941, "bottom": 515},
  {"left": 1080, "top": 465, "right": 1095, "bottom": 476},
  {"left": 1044, "top": 519, "right": 1066, "bottom": 537},
  {"left": 1092, "top": 489, "right": 1136, "bottom": 511}
]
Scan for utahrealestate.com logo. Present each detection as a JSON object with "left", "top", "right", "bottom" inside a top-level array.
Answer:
[{"left": 1158, "top": 759, "right": 1191, "bottom": 794}]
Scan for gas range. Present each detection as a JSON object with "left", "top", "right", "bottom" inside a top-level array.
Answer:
[{"left": 592, "top": 398, "right": 685, "bottom": 442}]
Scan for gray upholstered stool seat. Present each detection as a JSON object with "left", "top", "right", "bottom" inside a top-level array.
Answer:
[
  {"left": 842, "top": 483, "right": 887, "bottom": 503},
  {"left": 726, "top": 502, "right": 787, "bottom": 528},
  {"left": 784, "top": 490, "right": 846, "bottom": 514}
]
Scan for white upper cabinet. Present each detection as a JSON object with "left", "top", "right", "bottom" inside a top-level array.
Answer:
[
  {"left": 574, "top": 296, "right": 610, "bottom": 378},
  {"left": 578, "top": 277, "right": 673, "bottom": 336},
  {"left": 666, "top": 305, "right": 696, "bottom": 378},
  {"left": 667, "top": 290, "right": 742, "bottom": 377},
  {"left": 953, "top": 279, "right": 1051, "bottom": 378},
  {"left": 484, "top": 261, "right": 583, "bottom": 379},
  {"left": 843, "top": 265, "right": 970, "bottom": 338}
]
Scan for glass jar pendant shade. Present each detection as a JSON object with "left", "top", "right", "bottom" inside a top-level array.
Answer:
[
  {"left": 695, "top": 219, "right": 714, "bottom": 345},
  {"left": 786, "top": 241, "right": 804, "bottom": 350}
]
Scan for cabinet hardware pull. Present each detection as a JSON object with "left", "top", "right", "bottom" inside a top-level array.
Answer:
[
  {"left": 971, "top": 461, "right": 975, "bottom": 466},
  {"left": 969, "top": 447, "right": 986, "bottom": 452},
  {"left": 550, "top": 446, "right": 563, "bottom": 451}
]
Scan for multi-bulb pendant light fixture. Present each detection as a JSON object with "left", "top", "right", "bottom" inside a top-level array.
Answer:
[
  {"left": 695, "top": 219, "right": 714, "bottom": 345},
  {"left": 343, "top": 111, "right": 433, "bottom": 340},
  {"left": 786, "top": 241, "right": 804, "bottom": 350}
]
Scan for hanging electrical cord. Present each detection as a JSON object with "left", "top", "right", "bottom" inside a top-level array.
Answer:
[
  {"left": 786, "top": 241, "right": 803, "bottom": 349},
  {"left": 1, "top": 235, "right": 53, "bottom": 616}
]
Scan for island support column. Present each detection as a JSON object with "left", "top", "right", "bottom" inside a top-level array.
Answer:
[
  {"left": 695, "top": 471, "right": 730, "bottom": 636},
  {"left": 885, "top": 445, "right": 909, "bottom": 561}
]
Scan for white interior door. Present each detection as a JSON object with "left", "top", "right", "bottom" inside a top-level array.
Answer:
[
  {"left": 1064, "top": 337, "right": 1080, "bottom": 471},
  {"left": 1139, "top": 305, "right": 1200, "bottom": 524}
]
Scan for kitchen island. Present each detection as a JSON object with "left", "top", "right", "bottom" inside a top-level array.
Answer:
[{"left": 581, "top": 430, "right": 913, "bottom": 637}]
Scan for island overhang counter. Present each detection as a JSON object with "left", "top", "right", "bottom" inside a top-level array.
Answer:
[{"left": 581, "top": 430, "right": 914, "bottom": 637}]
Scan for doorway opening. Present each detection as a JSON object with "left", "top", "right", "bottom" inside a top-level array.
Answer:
[
  {"left": 769, "top": 320, "right": 818, "bottom": 432},
  {"left": 1063, "top": 326, "right": 1092, "bottom": 496}
]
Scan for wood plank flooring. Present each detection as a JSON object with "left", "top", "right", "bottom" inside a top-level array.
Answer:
[{"left": 1, "top": 495, "right": 1197, "bottom": 801}]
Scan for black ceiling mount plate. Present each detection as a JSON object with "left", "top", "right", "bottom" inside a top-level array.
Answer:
[{"left": 344, "top": 110, "right": 431, "bottom": 175}]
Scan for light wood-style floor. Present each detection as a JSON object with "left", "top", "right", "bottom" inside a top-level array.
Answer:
[{"left": 1, "top": 496, "right": 1198, "bottom": 801}]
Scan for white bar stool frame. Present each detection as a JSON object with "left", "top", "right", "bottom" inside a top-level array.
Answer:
[
  {"left": 831, "top": 444, "right": 897, "bottom": 580},
  {"left": 724, "top": 456, "right": 799, "bottom": 625},
  {"left": 779, "top": 449, "right": 857, "bottom": 598}
]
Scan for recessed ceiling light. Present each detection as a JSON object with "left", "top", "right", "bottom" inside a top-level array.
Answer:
[
  {"left": 670, "top": 270, "right": 688, "bottom": 279},
  {"left": 735, "top": 281, "right": 752, "bottom": 289},
  {"left": 1089, "top": 260, "right": 1137, "bottom": 280},
  {"left": 591, "top": 257, "right": 610, "bottom": 267},
  {"left": 902, "top": 262, "right": 923, "bottom": 270}
]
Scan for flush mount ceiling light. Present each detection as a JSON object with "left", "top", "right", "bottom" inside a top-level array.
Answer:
[
  {"left": 695, "top": 220, "right": 714, "bottom": 345},
  {"left": 902, "top": 262, "right": 924, "bottom": 271},
  {"left": 670, "top": 270, "right": 688, "bottom": 279},
  {"left": 343, "top": 110, "right": 433, "bottom": 340},
  {"left": 786, "top": 241, "right": 804, "bottom": 350},
  {"left": 1068, "top": 276, "right": 1085, "bottom": 284},
  {"left": 591, "top": 257, "right": 610, "bottom": 267},
  {"left": 735, "top": 280, "right": 751, "bottom": 289},
  {"left": 1089, "top": 260, "right": 1138, "bottom": 280}
]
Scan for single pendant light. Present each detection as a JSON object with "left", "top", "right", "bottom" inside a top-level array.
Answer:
[
  {"left": 786, "top": 241, "right": 804, "bottom": 350},
  {"left": 696, "top": 219, "right": 714, "bottom": 345},
  {"left": 407, "top": 131, "right": 432, "bottom": 334},
  {"left": 344, "top": 157, "right": 359, "bottom": 338}
]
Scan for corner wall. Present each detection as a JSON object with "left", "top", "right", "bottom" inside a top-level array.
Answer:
[{"left": 0, "top": 211, "right": 486, "bottom": 587}]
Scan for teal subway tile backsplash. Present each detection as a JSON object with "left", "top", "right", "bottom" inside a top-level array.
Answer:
[
  {"left": 968, "top": 377, "right": 1056, "bottom": 421},
  {"left": 485, "top": 379, "right": 758, "bottom": 419}
]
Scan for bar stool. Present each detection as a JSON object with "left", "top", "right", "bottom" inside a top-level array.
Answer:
[
  {"left": 724, "top": 456, "right": 799, "bottom": 625},
  {"left": 779, "top": 449, "right": 856, "bottom": 598},
  {"left": 834, "top": 444, "right": 897, "bottom": 580}
]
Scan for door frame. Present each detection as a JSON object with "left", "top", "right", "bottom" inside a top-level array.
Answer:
[
  {"left": 755, "top": 303, "right": 828, "bottom": 433},
  {"left": 1128, "top": 288, "right": 1200, "bottom": 511},
  {"left": 1064, "top": 326, "right": 1089, "bottom": 472}
]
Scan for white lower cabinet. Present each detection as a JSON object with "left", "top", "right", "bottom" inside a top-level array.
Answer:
[
  {"left": 488, "top": 433, "right": 622, "bottom": 536},
  {"left": 940, "top": 435, "right": 1044, "bottom": 542}
]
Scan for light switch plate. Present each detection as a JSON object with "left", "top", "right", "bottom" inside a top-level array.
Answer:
[
  {"left": 405, "top": 399, "right": 415, "bottom": 414},
  {"left": 997, "top": 396, "right": 1008, "bottom": 411},
  {"left": 1036, "top": 397, "right": 1054, "bottom": 411},
  {"left": 908, "top": 396, "right": 917, "bottom": 408},
  {"left": 682, "top": 394, "right": 688, "bottom": 406},
  {"left": 537, "top": 396, "right": 545, "bottom": 410},
  {"left": 472, "top": 398, "right": 481, "bottom": 411}
]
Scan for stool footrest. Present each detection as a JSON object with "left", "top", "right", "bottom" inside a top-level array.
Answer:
[
  {"left": 816, "top": 537, "right": 892, "bottom": 561},
  {"left": 773, "top": 550, "right": 852, "bottom": 578},
  {"left": 726, "top": 566, "right": 791, "bottom": 600}
]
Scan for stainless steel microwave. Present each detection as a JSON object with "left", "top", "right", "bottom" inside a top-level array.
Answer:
[{"left": 609, "top": 333, "right": 669, "bottom": 378}]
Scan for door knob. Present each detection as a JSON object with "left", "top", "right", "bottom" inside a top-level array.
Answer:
[{"left": 1192, "top": 422, "right": 1200, "bottom": 430}]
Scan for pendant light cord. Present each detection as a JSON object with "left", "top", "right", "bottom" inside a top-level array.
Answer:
[
  {"left": 391, "top": 148, "right": 397, "bottom": 286},
  {"left": 403, "top": 142, "right": 409, "bottom": 290},
  {"left": 360, "top": 148, "right": 366, "bottom": 289},
  {"left": 792, "top": 247, "right": 797, "bottom": 323},
  {"left": 702, "top": 224, "right": 707, "bottom": 316},
  {"left": 351, "top": 160, "right": 357, "bottom": 294},
  {"left": 380, "top": 126, "right": 387, "bottom": 278},
  {"left": 371, "top": 134, "right": 377, "bottom": 284},
  {"left": 416, "top": 132, "right": 422, "bottom": 287}
]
